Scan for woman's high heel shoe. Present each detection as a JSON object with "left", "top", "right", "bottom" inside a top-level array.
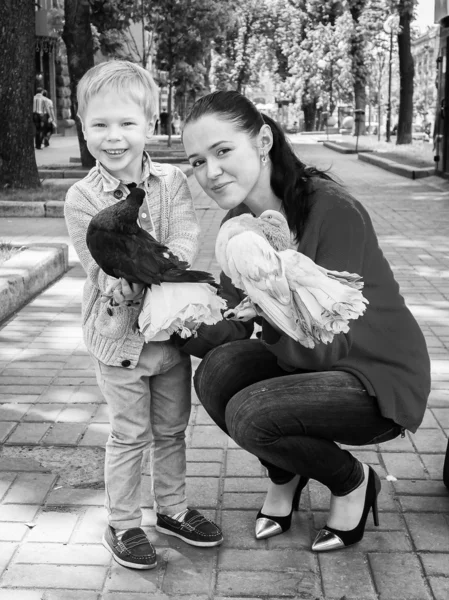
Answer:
[
  {"left": 255, "top": 476, "right": 309, "bottom": 540},
  {"left": 311, "top": 466, "right": 381, "bottom": 552}
]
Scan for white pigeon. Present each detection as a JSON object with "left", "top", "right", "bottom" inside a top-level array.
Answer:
[{"left": 215, "top": 210, "right": 368, "bottom": 348}]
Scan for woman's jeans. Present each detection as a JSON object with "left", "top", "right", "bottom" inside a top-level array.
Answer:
[{"left": 194, "top": 340, "right": 401, "bottom": 496}]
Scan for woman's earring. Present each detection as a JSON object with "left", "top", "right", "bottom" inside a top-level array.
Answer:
[{"left": 261, "top": 151, "right": 267, "bottom": 164}]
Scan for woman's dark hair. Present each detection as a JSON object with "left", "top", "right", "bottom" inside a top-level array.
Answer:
[{"left": 184, "top": 90, "right": 333, "bottom": 240}]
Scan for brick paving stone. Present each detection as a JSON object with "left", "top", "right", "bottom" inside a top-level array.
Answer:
[
  {"left": 0, "top": 522, "right": 27, "bottom": 541},
  {"left": 104, "top": 559, "right": 161, "bottom": 593},
  {"left": 225, "top": 449, "right": 265, "bottom": 477},
  {"left": 393, "top": 480, "right": 448, "bottom": 496},
  {"left": 0, "top": 564, "right": 107, "bottom": 589},
  {"left": 319, "top": 553, "right": 376, "bottom": 599},
  {"left": 190, "top": 425, "right": 228, "bottom": 448},
  {"left": 13, "top": 542, "right": 110, "bottom": 565},
  {"left": 56, "top": 404, "right": 98, "bottom": 423},
  {"left": 162, "top": 546, "right": 218, "bottom": 595},
  {"left": 42, "top": 422, "right": 86, "bottom": 445},
  {"left": 429, "top": 577, "right": 449, "bottom": 600},
  {"left": 266, "top": 512, "right": 312, "bottom": 550},
  {"left": 420, "top": 553, "right": 449, "bottom": 576},
  {"left": 220, "top": 511, "right": 261, "bottom": 549},
  {"left": 3, "top": 473, "right": 56, "bottom": 504},
  {"left": 224, "top": 478, "right": 268, "bottom": 493},
  {"left": 369, "top": 553, "right": 431, "bottom": 600},
  {"left": 420, "top": 454, "right": 445, "bottom": 479},
  {"left": 22, "top": 403, "right": 66, "bottom": 422},
  {"left": 381, "top": 452, "right": 427, "bottom": 479},
  {"left": 222, "top": 492, "right": 265, "bottom": 510},
  {"left": 186, "top": 449, "right": 224, "bottom": 463},
  {"left": 46, "top": 592, "right": 99, "bottom": 600},
  {"left": 26, "top": 509, "right": 80, "bottom": 543},
  {"left": 0, "top": 541, "right": 17, "bottom": 575},
  {"left": 0, "top": 394, "right": 39, "bottom": 403},
  {"left": 186, "top": 462, "right": 221, "bottom": 477},
  {"left": 45, "top": 487, "right": 105, "bottom": 506},
  {"left": 399, "top": 495, "right": 449, "bottom": 512},
  {"left": 0, "top": 504, "right": 39, "bottom": 522},
  {"left": 91, "top": 404, "right": 110, "bottom": 423},
  {"left": 69, "top": 386, "right": 105, "bottom": 403},
  {"left": 6, "top": 422, "right": 51, "bottom": 444},
  {"left": 412, "top": 428, "right": 448, "bottom": 453},
  {"left": 218, "top": 547, "right": 312, "bottom": 572},
  {"left": 0, "top": 591, "right": 44, "bottom": 600},
  {"left": 71, "top": 506, "right": 107, "bottom": 544},
  {"left": 186, "top": 476, "right": 220, "bottom": 508},
  {"left": 0, "top": 422, "right": 16, "bottom": 443},
  {"left": 432, "top": 407, "right": 449, "bottom": 427},
  {"left": 37, "top": 386, "right": 76, "bottom": 403},
  {"left": 405, "top": 513, "right": 449, "bottom": 551},
  {"left": 0, "top": 403, "right": 33, "bottom": 420},
  {"left": 216, "top": 569, "right": 319, "bottom": 598},
  {"left": 79, "top": 423, "right": 110, "bottom": 446},
  {"left": 0, "top": 473, "right": 16, "bottom": 500}
]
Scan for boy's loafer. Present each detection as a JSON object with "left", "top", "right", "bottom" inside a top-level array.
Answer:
[
  {"left": 103, "top": 525, "right": 157, "bottom": 569},
  {"left": 156, "top": 508, "right": 223, "bottom": 547}
]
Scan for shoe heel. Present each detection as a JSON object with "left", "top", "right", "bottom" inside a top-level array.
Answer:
[
  {"left": 292, "top": 476, "right": 309, "bottom": 511},
  {"left": 372, "top": 495, "right": 379, "bottom": 526}
]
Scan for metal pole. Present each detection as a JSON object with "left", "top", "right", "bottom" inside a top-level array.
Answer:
[{"left": 386, "top": 28, "right": 393, "bottom": 142}]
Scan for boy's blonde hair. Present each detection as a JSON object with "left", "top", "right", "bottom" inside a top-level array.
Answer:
[{"left": 77, "top": 60, "right": 159, "bottom": 122}]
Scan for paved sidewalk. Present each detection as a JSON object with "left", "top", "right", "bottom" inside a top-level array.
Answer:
[{"left": 0, "top": 144, "right": 448, "bottom": 600}]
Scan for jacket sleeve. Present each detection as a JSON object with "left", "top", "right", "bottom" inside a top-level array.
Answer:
[
  {"left": 64, "top": 185, "right": 120, "bottom": 295},
  {"left": 261, "top": 201, "right": 367, "bottom": 371},
  {"left": 164, "top": 168, "right": 201, "bottom": 265},
  {"left": 178, "top": 270, "right": 254, "bottom": 358}
]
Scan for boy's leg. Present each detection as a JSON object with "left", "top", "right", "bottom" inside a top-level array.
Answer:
[
  {"left": 150, "top": 343, "right": 223, "bottom": 547},
  {"left": 147, "top": 345, "right": 192, "bottom": 515},
  {"left": 94, "top": 356, "right": 153, "bottom": 530}
]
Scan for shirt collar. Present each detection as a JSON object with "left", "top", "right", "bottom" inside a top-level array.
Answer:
[{"left": 98, "top": 152, "right": 164, "bottom": 193}]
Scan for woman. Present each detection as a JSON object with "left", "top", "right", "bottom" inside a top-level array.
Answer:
[{"left": 180, "top": 91, "right": 430, "bottom": 551}]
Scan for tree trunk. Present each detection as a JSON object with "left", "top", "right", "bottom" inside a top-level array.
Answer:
[
  {"left": 349, "top": 0, "right": 367, "bottom": 135},
  {"left": 62, "top": 0, "right": 96, "bottom": 168},
  {"left": 167, "top": 80, "right": 172, "bottom": 148},
  {"left": 0, "top": 0, "right": 40, "bottom": 188},
  {"left": 302, "top": 97, "right": 317, "bottom": 132},
  {"left": 396, "top": 2, "right": 414, "bottom": 145}
]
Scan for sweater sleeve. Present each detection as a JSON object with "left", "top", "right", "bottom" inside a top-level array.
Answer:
[
  {"left": 178, "top": 270, "right": 254, "bottom": 358},
  {"left": 164, "top": 168, "right": 201, "bottom": 266},
  {"left": 261, "top": 201, "right": 367, "bottom": 371},
  {"left": 64, "top": 184, "right": 118, "bottom": 294}
]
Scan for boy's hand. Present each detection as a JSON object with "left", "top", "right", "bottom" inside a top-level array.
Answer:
[{"left": 101, "top": 279, "right": 145, "bottom": 306}]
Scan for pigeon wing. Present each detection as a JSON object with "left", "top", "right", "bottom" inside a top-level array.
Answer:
[{"left": 224, "top": 231, "right": 291, "bottom": 303}]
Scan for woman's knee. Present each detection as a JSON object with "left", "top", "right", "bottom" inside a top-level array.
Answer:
[{"left": 225, "top": 386, "right": 273, "bottom": 449}]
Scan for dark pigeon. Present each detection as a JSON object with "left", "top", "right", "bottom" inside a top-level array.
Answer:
[{"left": 86, "top": 184, "right": 217, "bottom": 288}]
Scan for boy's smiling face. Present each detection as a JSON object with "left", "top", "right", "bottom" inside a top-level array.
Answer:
[{"left": 82, "top": 91, "right": 153, "bottom": 182}]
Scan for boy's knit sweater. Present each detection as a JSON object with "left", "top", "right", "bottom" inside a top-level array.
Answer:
[
  {"left": 64, "top": 155, "right": 200, "bottom": 368},
  {"left": 182, "top": 178, "right": 431, "bottom": 433}
]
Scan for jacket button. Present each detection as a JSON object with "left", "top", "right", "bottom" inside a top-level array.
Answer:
[
  {"left": 121, "top": 359, "right": 131, "bottom": 367},
  {"left": 114, "top": 189, "right": 123, "bottom": 199}
]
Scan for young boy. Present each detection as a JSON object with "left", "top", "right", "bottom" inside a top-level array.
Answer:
[{"left": 64, "top": 60, "right": 223, "bottom": 570}]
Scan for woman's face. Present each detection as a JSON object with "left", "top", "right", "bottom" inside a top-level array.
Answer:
[{"left": 182, "top": 115, "right": 263, "bottom": 211}]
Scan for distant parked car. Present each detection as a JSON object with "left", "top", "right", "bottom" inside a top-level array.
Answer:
[
  {"left": 412, "top": 124, "right": 430, "bottom": 142},
  {"left": 391, "top": 124, "right": 429, "bottom": 142}
]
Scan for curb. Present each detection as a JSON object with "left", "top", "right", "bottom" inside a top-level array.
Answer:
[
  {"left": 0, "top": 243, "right": 69, "bottom": 323},
  {"left": 358, "top": 152, "right": 435, "bottom": 179},
  {"left": 0, "top": 165, "right": 194, "bottom": 218},
  {"left": 323, "top": 141, "right": 374, "bottom": 154}
]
